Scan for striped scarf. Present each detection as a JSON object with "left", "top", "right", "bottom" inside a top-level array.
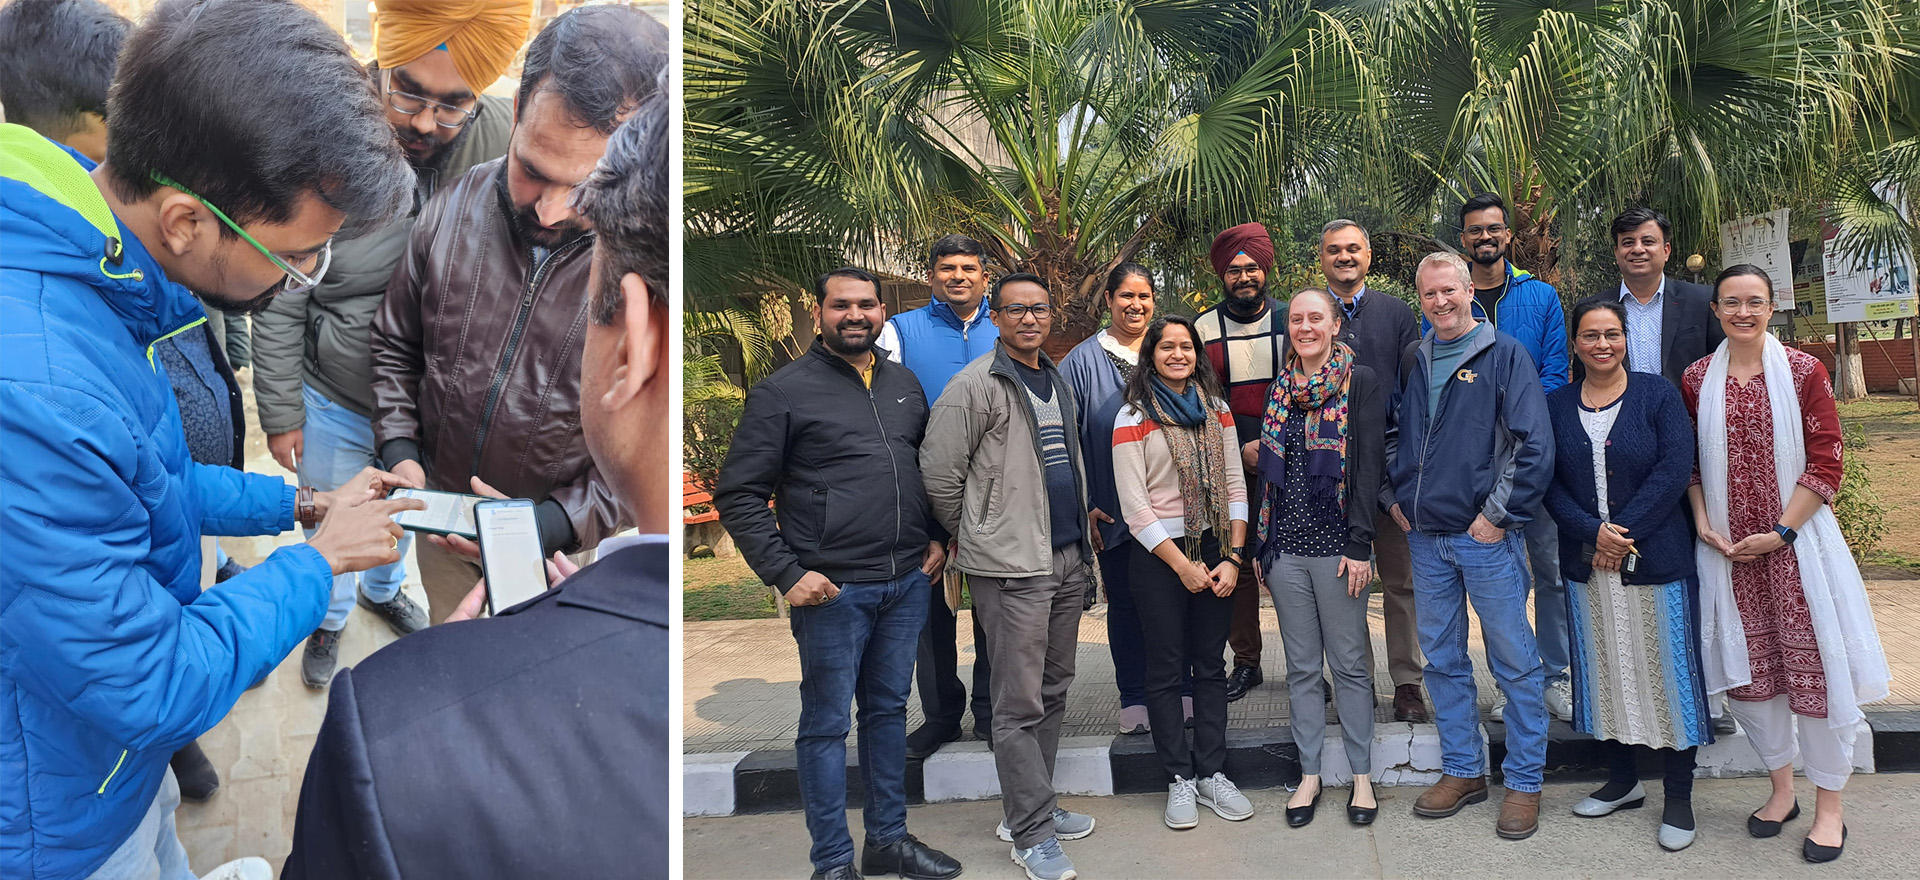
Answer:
[{"left": 1256, "top": 343, "right": 1354, "bottom": 557}]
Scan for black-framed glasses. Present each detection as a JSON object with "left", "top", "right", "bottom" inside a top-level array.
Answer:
[
  {"left": 1464, "top": 223, "right": 1509, "bottom": 238},
  {"left": 384, "top": 74, "right": 479, "bottom": 129},
  {"left": 997, "top": 303, "right": 1053, "bottom": 320}
]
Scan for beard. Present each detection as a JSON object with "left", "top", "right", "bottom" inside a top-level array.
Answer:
[
  {"left": 1470, "top": 240, "right": 1508, "bottom": 266},
  {"left": 196, "top": 250, "right": 285, "bottom": 315},
  {"left": 821, "top": 320, "right": 876, "bottom": 356},
  {"left": 398, "top": 116, "right": 475, "bottom": 173},
  {"left": 494, "top": 166, "right": 590, "bottom": 250},
  {"left": 1224, "top": 278, "right": 1268, "bottom": 314}
]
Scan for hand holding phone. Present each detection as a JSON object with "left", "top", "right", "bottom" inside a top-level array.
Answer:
[
  {"left": 476, "top": 498, "right": 549, "bottom": 614},
  {"left": 390, "top": 489, "right": 485, "bottom": 539}
]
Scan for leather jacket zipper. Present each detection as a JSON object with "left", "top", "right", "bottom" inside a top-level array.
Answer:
[{"left": 471, "top": 237, "right": 589, "bottom": 475}]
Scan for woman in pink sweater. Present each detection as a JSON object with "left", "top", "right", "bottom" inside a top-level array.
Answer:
[{"left": 1111, "top": 315, "right": 1252, "bottom": 831}]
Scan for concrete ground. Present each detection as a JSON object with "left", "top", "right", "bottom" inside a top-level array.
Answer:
[{"left": 685, "top": 774, "right": 1920, "bottom": 879}]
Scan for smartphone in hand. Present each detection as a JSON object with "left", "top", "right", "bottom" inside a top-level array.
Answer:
[
  {"left": 390, "top": 488, "right": 485, "bottom": 540},
  {"left": 475, "top": 498, "right": 549, "bottom": 615}
]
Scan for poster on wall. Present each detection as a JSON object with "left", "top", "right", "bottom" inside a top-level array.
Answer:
[
  {"left": 1822, "top": 184, "right": 1918, "bottom": 323},
  {"left": 1720, "top": 208, "right": 1795, "bottom": 308}
]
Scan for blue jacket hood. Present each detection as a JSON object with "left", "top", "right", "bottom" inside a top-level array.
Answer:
[{"left": 0, "top": 125, "right": 210, "bottom": 350}]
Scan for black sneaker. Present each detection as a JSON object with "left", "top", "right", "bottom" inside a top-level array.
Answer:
[
  {"left": 170, "top": 740, "right": 220, "bottom": 802},
  {"left": 214, "top": 558, "right": 248, "bottom": 583},
  {"left": 302, "top": 629, "right": 343, "bottom": 690},
  {"left": 809, "top": 865, "right": 861, "bottom": 880},
  {"left": 1225, "top": 665, "right": 1262, "bottom": 702},
  {"left": 357, "top": 591, "right": 428, "bottom": 636},
  {"left": 905, "top": 723, "right": 962, "bottom": 760}
]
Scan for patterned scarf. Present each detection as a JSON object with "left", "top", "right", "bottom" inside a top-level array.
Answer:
[
  {"left": 1145, "top": 374, "right": 1233, "bottom": 549},
  {"left": 1256, "top": 342, "right": 1354, "bottom": 557}
]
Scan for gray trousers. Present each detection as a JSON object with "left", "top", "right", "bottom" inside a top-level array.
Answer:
[
  {"left": 969, "top": 545, "right": 1089, "bottom": 849},
  {"left": 1267, "top": 552, "right": 1374, "bottom": 776}
]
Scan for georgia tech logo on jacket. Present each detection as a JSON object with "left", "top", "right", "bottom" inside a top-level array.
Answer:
[{"left": 1456, "top": 368, "right": 1479, "bottom": 384}]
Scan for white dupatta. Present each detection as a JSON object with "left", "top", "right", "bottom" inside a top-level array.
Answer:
[{"left": 1694, "top": 334, "right": 1890, "bottom": 730}]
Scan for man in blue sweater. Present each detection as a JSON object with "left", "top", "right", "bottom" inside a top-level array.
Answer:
[
  {"left": 1455, "top": 192, "right": 1574, "bottom": 723},
  {"left": 0, "top": 2, "right": 424, "bottom": 876},
  {"left": 877, "top": 233, "right": 1000, "bottom": 758},
  {"left": 1388, "top": 251, "right": 1555, "bottom": 841}
]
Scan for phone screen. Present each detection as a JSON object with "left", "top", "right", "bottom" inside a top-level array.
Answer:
[
  {"left": 390, "top": 489, "right": 482, "bottom": 539},
  {"left": 478, "top": 501, "right": 548, "bottom": 613}
]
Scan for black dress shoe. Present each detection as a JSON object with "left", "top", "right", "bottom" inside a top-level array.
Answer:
[
  {"left": 1803, "top": 825, "right": 1846, "bottom": 863},
  {"left": 810, "top": 864, "right": 862, "bottom": 880},
  {"left": 1225, "top": 666, "right": 1262, "bottom": 702},
  {"left": 169, "top": 741, "right": 220, "bottom": 802},
  {"left": 1346, "top": 786, "right": 1377, "bottom": 826},
  {"left": 861, "top": 833, "right": 962, "bottom": 880},
  {"left": 905, "top": 724, "right": 961, "bottom": 760},
  {"left": 974, "top": 721, "right": 994, "bottom": 751},
  {"left": 1286, "top": 785, "right": 1322, "bottom": 828},
  {"left": 1748, "top": 801, "right": 1801, "bottom": 838}
]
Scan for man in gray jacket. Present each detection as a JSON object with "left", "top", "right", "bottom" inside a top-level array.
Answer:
[
  {"left": 920, "top": 273, "right": 1097, "bottom": 880},
  {"left": 252, "top": 8, "right": 522, "bottom": 688}
]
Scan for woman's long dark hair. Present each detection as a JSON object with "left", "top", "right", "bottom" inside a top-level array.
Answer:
[{"left": 1122, "top": 315, "right": 1225, "bottom": 415}]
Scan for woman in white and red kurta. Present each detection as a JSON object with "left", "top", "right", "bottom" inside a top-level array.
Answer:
[{"left": 1682, "top": 265, "right": 1889, "bottom": 864}]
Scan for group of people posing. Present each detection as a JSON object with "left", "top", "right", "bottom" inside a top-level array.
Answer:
[
  {"left": 717, "top": 194, "right": 1890, "bottom": 880},
  {"left": 1, "top": 1, "right": 671, "bottom": 878}
]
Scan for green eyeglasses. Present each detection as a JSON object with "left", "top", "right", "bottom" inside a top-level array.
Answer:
[{"left": 149, "top": 172, "right": 331, "bottom": 294}]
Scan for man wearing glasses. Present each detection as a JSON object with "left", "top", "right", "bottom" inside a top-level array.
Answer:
[
  {"left": 0, "top": 1, "right": 426, "bottom": 877},
  {"left": 370, "top": 5, "right": 665, "bottom": 622},
  {"left": 1451, "top": 192, "right": 1576, "bottom": 727},
  {"left": 921, "top": 274, "right": 1100, "bottom": 880},
  {"left": 253, "top": 0, "right": 526, "bottom": 689}
]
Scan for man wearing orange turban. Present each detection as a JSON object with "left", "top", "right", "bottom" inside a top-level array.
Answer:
[{"left": 376, "top": 0, "right": 533, "bottom": 96}]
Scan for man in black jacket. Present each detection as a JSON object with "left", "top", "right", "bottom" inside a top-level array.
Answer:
[
  {"left": 1319, "top": 218, "right": 1430, "bottom": 723},
  {"left": 717, "top": 267, "right": 962, "bottom": 880},
  {"left": 1575, "top": 206, "right": 1724, "bottom": 388},
  {"left": 283, "top": 87, "right": 672, "bottom": 880}
]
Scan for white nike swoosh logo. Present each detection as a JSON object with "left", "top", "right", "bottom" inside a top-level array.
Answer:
[{"left": 897, "top": 397, "right": 909, "bottom": 404}]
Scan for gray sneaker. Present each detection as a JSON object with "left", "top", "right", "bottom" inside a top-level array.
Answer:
[
  {"left": 357, "top": 591, "right": 428, "bottom": 636},
  {"left": 1197, "top": 772, "right": 1254, "bottom": 821},
  {"left": 1545, "top": 679, "right": 1574, "bottom": 722},
  {"left": 998, "top": 807, "right": 1095, "bottom": 842},
  {"left": 1165, "top": 776, "right": 1199, "bottom": 829},
  {"left": 1010, "top": 836, "right": 1076, "bottom": 880},
  {"left": 1489, "top": 690, "right": 1507, "bottom": 722}
]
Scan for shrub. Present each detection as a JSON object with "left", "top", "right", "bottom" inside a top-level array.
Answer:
[{"left": 1834, "top": 424, "right": 1887, "bottom": 560}]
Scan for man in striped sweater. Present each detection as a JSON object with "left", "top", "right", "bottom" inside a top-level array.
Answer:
[{"left": 1194, "top": 223, "right": 1288, "bottom": 702}]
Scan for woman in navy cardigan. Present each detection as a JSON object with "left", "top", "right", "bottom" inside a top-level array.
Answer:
[{"left": 1545, "top": 300, "right": 1711, "bottom": 853}]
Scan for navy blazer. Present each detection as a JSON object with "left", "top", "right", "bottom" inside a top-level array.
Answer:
[
  {"left": 1573, "top": 276, "right": 1724, "bottom": 389},
  {"left": 284, "top": 543, "right": 669, "bottom": 880},
  {"left": 1544, "top": 374, "right": 1697, "bottom": 585}
]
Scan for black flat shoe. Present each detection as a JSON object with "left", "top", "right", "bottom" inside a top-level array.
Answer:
[
  {"left": 905, "top": 724, "right": 962, "bottom": 760},
  {"left": 810, "top": 864, "right": 861, "bottom": 880},
  {"left": 1347, "top": 787, "right": 1378, "bottom": 826},
  {"left": 861, "top": 833, "right": 962, "bottom": 880},
  {"left": 1286, "top": 785, "right": 1322, "bottom": 828},
  {"left": 1803, "top": 825, "right": 1846, "bottom": 863},
  {"left": 1748, "top": 801, "right": 1801, "bottom": 838}
]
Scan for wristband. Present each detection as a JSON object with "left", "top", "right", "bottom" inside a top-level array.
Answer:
[
  {"left": 1774, "top": 523, "right": 1798, "bottom": 545},
  {"left": 296, "top": 486, "right": 319, "bottom": 528}
]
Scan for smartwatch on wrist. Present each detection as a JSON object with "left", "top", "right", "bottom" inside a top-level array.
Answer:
[{"left": 1774, "top": 523, "right": 1798, "bottom": 545}]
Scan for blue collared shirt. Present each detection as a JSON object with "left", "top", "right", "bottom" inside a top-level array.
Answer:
[{"left": 1618, "top": 281, "right": 1664, "bottom": 375}]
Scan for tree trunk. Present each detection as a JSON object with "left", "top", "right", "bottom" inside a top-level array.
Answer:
[{"left": 1833, "top": 324, "right": 1867, "bottom": 400}]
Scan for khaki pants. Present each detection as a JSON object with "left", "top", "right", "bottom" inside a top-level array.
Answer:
[
  {"left": 1368, "top": 524, "right": 1425, "bottom": 688},
  {"left": 415, "top": 537, "right": 591, "bottom": 624}
]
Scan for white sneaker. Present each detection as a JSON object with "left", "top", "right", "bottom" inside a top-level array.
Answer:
[
  {"left": 200, "top": 858, "right": 272, "bottom": 880},
  {"left": 1546, "top": 679, "right": 1574, "bottom": 722},
  {"left": 1489, "top": 691, "right": 1507, "bottom": 722},
  {"left": 1196, "top": 772, "right": 1254, "bottom": 821},
  {"left": 1165, "top": 775, "right": 1199, "bottom": 829}
]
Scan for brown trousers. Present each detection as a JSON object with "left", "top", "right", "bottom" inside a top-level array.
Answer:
[
  {"left": 416, "top": 538, "right": 591, "bottom": 625},
  {"left": 1366, "top": 524, "right": 1424, "bottom": 688}
]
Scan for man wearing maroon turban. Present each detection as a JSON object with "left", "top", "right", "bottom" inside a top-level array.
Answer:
[{"left": 1197, "top": 222, "right": 1289, "bottom": 702}]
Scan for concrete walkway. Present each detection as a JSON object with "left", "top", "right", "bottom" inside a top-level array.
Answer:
[{"left": 685, "top": 775, "right": 1920, "bottom": 879}]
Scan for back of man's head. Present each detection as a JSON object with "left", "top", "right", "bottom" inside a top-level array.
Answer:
[
  {"left": 0, "top": 0, "right": 128, "bottom": 143},
  {"left": 105, "top": 0, "right": 411, "bottom": 239},
  {"left": 515, "top": 4, "right": 667, "bottom": 135},
  {"left": 576, "top": 79, "right": 668, "bottom": 323}
]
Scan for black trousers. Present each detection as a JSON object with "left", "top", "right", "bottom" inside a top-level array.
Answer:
[
  {"left": 916, "top": 575, "right": 993, "bottom": 731},
  {"left": 1131, "top": 533, "right": 1233, "bottom": 780},
  {"left": 1606, "top": 740, "right": 1698, "bottom": 801}
]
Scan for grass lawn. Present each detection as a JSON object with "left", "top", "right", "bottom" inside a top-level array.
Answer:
[
  {"left": 683, "top": 555, "right": 779, "bottom": 621},
  {"left": 1838, "top": 394, "right": 1920, "bottom": 577}
]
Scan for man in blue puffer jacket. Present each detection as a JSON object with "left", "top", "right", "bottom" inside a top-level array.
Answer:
[
  {"left": 1439, "top": 192, "right": 1577, "bottom": 724},
  {"left": 0, "top": 2, "right": 425, "bottom": 877}
]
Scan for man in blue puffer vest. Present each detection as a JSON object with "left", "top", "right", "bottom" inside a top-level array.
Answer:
[
  {"left": 874, "top": 233, "right": 998, "bottom": 759},
  {"left": 0, "top": 2, "right": 427, "bottom": 877},
  {"left": 1437, "top": 192, "right": 1576, "bottom": 725}
]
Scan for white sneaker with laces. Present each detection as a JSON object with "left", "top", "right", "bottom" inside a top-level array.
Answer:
[
  {"left": 1545, "top": 679, "right": 1574, "bottom": 722},
  {"left": 1165, "top": 775, "right": 1199, "bottom": 829},
  {"left": 1489, "top": 690, "right": 1507, "bottom": 722},
  {"left": 1197, "top": 772, "right": 1254, "bottom": 821},
  {"left": 199, "top": 857, "right": 273, "bottom": 880}
]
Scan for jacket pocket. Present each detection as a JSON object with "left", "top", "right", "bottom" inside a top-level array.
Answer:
[
  {"left": 96, "top": 749, "right": 129, "bottom": 796},
  {"left": 969, "top": 476, "right": 998, "bottom": 533}
]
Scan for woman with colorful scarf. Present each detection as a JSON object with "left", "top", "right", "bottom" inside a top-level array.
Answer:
[
  {"left": 1256, "top": 289, "right": 1387, "bottom": 828},
  {"left": 1110, "top": 316, "right": 1253, "bottom": 832}
]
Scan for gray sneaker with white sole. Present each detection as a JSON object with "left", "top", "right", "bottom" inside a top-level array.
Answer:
[
  {"left": 1010, "top": 836, "right": 1076, "bottom": 880},
  {"left": 997, "top": 807, "right": 1094, "bottom": 842}
]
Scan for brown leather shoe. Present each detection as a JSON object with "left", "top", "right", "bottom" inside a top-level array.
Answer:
[
  {"left": 1393, "top": 684, "right": 1430, "bottom": 723},
  {"left": 1498, "top": 789, "right": 1542, "bottom": 840},
  {"left": 1413, "top": 774, "right": 1488, "bottom": 818}
]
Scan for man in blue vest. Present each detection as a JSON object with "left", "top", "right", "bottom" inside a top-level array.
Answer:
[
  {"left": 1452, "top": 192, "right": 1573, "bottom": 725},
  {"left": 876, "top": 233, "right": 1000, "bottom": 758}
]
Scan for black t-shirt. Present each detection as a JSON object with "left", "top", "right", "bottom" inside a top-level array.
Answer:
[{"left": 1474, "top": 279, "right": 1505, "bottom": 328}]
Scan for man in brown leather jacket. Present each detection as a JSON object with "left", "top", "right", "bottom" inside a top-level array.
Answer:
[{"left": 370, "top": 5, "right": 665, "bottom": 621}]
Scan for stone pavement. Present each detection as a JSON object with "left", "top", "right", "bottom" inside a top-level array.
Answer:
[
  {"left": 684, "top": 580, "right": 1920, "bottom": 756},
  {"left": 684, "top": 774, "right": 1920, "bottom": 879}
]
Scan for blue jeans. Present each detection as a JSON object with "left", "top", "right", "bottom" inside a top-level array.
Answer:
[
  {"left": 792, "top": 569, "right": 929, "bottom": 872},
  {"left": 1407, "top": 530, "right": 1547, "bottom": 792},
  {"left": 1523, "top": 515, "right": 1568, "bottom": 683},
  {"left": 298, "top": 384, "right": 410, "bottom": 631},
  {"left": 87, "top": 769, "right": 192, "bottom": 880}
]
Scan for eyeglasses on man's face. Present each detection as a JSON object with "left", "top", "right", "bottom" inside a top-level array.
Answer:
[
  {"left": 149, "top": 172, "right": 332, "bottom": 295},
  {"left": 996, "top": 303, "right": 1052, "bottom": 320},
  {"left": 1464, "top": 223, "right": 1509, "bottom": 238},
  {"left": 384, "top": 74, "right": 478, "bottom": 129}
]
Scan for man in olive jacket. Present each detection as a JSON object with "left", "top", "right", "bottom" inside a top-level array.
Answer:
[
  {"left": 254, "top": 17, "right": 517, "bottom": 685},
  {"left": 920, "top": 273, "right": 1098, "bottom": 880}
]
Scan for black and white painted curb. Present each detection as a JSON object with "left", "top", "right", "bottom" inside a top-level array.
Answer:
[{"left": 687, "top": 712, "right": 1920, "bottom": 818}]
